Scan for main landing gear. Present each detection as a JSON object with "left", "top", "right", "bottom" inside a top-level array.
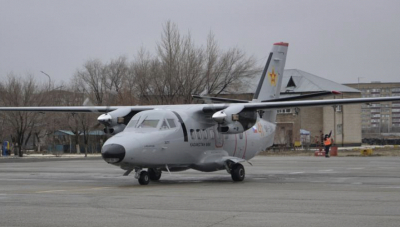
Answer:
[
  {"left": 148, "top": 168, "right": 162, "bottom": 181},
  {"left": 230, "top": 163, "right": 245, "bottom": 182},
  {"left": 135, "top": 168, "right": 162, "bottom": 185}
]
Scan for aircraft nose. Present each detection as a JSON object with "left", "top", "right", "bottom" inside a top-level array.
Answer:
[{"left": 101, "top": 143, "right": 126, "bottom": 164}]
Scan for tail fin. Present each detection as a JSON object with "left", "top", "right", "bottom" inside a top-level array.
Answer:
[{"left": 252, "top": 42, "right": 288, "bottom": 102}]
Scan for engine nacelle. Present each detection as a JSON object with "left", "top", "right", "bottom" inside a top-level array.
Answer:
[
  {"left": 212, "top": 105, "right": 257, "bottom": 134},
  {"left": 98, "top": 107, "right": 132, "bottom": 135},
  {"left": 103, "top": 124, "right": 125, "bottom": 135}
]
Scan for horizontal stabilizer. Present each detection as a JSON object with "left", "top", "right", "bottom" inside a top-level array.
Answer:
[
  {"left": 192, "top": 95, "right": 249, "bottom": 103},
  {"left": 262, "top": 91, "right": 341, "bottom": 102}
]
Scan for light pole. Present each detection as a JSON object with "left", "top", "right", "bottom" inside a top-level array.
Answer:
[
  {"left": 40, "top": 71, "right": 51, "bottom": 89},
  {"left": 358, "top": 77, "right": 364, "bottom": 90}
]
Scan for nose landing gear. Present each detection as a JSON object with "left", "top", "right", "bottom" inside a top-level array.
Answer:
[
  {"left": 135, "top": 169, "right": 150, "bottom": 185},
  {"left": 231, "top": 163, "right": 245, "bottom": 182}
]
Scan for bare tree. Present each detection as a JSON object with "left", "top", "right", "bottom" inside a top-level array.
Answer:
[
  {"left": 104, "top": 56, "right": 129, "bottom": 105},
  {"left": 0, "top": 74, "right": 47, "bottom": 157},
  {"left": 75, "top": 21, "right": 258, "bottom": 106},
  {"left": 75, "top": 59, "right": 106, "bottom": 105}
]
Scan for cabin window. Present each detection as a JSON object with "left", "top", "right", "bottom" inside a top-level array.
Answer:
[
  {"left": 209, "top": 130, "right": 215, "bottom": 139},
  {"left": 190, "top": 129, "right": 195, "bottom": 140},
  {"left": 196, "top": 129, "right": 202, "bottom": 139},
  {"left": 202, "top": 129, "right": 208, "bottom": 140}
]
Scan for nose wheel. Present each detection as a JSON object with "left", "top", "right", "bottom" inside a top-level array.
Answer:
[
  {"left": 137, "top": 170, "right": 150, "bottom": 185},
  {"left": 231, "top": 163, "right": 245, "bottom": 181}
]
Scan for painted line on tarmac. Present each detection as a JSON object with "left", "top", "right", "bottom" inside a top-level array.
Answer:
[
  {"left": 380, "top": 186, "right": 400, "bottom": 189},
  {"left": 35, "top": 187, "right": 111, "bottom": 194},
  {"left": 347, "top": 167, "right": 364, "bottom": 170},
  {"left": 36, "top": 190, "right": 66, "bottom": 193},
  {"left": 318, "top": 169, "right": 333, "bottom": 172},
  {"left": 289, "top": 172, "right": 304, "bottom": 175}
]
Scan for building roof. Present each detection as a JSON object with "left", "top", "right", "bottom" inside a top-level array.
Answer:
[
  {"left": 241, "top": 69, "right": 360, "bottom": 94},
  {"left": 54, "top": 130, "right": 105, "bottom": 136}
]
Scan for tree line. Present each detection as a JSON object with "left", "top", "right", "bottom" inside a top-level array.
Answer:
[{"left": 0, "top": 21, "right": 260, "bottom": 156}]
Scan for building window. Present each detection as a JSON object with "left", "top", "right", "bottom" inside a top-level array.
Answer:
[
  {"left": 337, "top": 124, "right": 343, "bottom": 135},
  {"left": 335, "top": 105, "right": 342, "bottom": 112},
  {"left": 277, "top": 109, "right": 292, "bottom": 114}
]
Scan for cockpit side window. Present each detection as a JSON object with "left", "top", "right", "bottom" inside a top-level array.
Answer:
[
  {"left": 126, "top": 116, "right": 141, "bottom": 129},
  {"left": 167, "top": 119, "right": 176, "bottom": 128}
]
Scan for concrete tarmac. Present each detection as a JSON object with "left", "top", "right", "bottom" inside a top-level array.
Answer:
[{"left": 0, "top": 156, "right": 400, "bottom": 227}]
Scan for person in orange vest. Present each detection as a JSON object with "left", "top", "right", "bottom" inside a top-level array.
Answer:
[{"left": 324, "top": 131, "right": 332, "bottom": 158}]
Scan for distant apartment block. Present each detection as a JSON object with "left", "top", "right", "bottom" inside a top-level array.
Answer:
[{"left": 344, "top": 82, "right": 400, "bottom": 134}]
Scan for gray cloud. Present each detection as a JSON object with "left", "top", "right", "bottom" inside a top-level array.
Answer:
[{"left": 1, "top": 0, "right": 400, "bottom": 84}]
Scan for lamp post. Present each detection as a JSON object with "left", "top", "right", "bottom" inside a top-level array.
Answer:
[
  {"left": 40, "top": 71, "right": 51, "bottom": 89},
  {"left": 357, "top": 77, "right": 364, "bottom": 91}
]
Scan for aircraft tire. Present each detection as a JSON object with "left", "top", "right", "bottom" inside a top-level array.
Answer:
[
  {"left": 148, "top": 168, "right": 162, "bottom": 181},
  {"left": 138, "top": 171, "right": 150, "bottom": 185},
  {"left": 231, "top": 163, "right": 245, "bottom": 182}
]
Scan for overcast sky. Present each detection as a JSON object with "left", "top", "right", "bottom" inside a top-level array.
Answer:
[{"left": 1, "top": 0, "right": 400, "bottom": 85}]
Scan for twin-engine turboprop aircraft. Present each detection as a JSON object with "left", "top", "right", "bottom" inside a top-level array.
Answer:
[{"left": 2, "top": 42, "right": 400, "bottom": 185}]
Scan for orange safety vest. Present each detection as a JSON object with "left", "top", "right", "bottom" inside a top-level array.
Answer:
[{"left": 324, "top": 138, "right": 331, "bottom": 146}]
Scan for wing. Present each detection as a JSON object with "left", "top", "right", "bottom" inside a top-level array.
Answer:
[
  {"left": 0, "top": 106, "right": 153, "bottom": 113},
  {"left": 201, "top": 96, "right": 400, "bottom": 114},
  {"left": 242, "top": 96, "right": 400, "bottom": 110}
]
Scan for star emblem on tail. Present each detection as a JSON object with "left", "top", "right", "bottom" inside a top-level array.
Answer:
[{"left": 268, "top": 68, "right": 277, "bottom": 86}]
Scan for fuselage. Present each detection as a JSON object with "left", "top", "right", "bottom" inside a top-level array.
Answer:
[{"left": 101, "top": 104, "right": 276, "bottom": 172}]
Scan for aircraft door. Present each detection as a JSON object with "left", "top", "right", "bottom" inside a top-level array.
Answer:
[{"left": 234, "top": 132, "right": 247, "bottom": 158}]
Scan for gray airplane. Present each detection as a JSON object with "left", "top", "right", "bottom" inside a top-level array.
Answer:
[{"left": 2, "top": 42, "right": 400, "bottom": 185}]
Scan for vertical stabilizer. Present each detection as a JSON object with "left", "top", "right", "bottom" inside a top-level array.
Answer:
[
  {"left": 253, "top": 42, "right": 288, "bottom": 123},
  {"left": 252, "top": 42, "right": 288, "bottom": 102}
]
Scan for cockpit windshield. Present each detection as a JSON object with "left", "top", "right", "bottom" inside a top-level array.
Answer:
[{"left": 125, "top": 110, "right": 178, "bottom": 132}]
